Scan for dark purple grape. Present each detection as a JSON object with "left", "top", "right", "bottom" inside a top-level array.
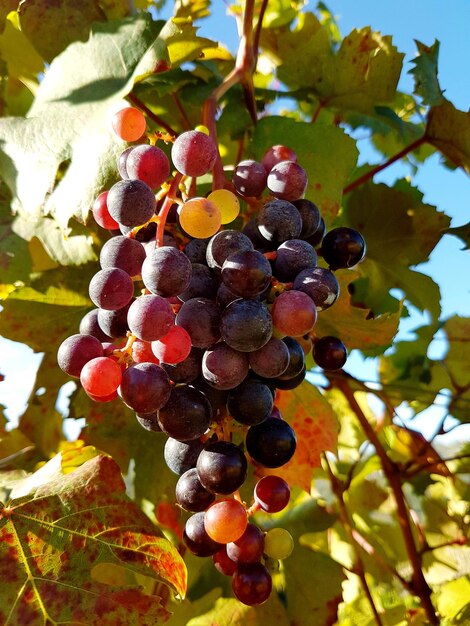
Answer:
[
  {"left": 221, "top": 249, "right": 272, "bottom": 298},
  {"left": 135, "top": 411, "right": 162, "bottom": 432},
  {"left": 249, "top": 337, "right": 290, "bottom": 378},
  {"left": 321, "top": 227, "right": 366, "bottom": 269},
  {"left": 293, "top": 199, "right": 321, "bottom": 239},
  {"left": 127, "top": 294, "right": 174, "bottom": 342},
  {"left": 99, "top": 235, "right": 146, "bottom": 277},
  {"left": 306, "top": 216, "right": 326, "bottom": 247},
  {"left": 227, "top": 379, "right": 273, "bottom": 426},
  {"left": 157, "top": 384, "right": 212, "bottom": 441},
  {"left": 254, "top": 475, "right": 290, "bottom": 513},
  {"left": 178, "top": 263, "right": 219, "bottom": 302},
  {"left": 232, "top": 160, "right": 267, "bottom": 198},
  {"left": 246, "top": 417, "right": 296, "bottom": 468},
  {"left": 183, "top": 511, "right": 223, "bottom": 556},
  {"left": 202, "top": 343, "right": 249, "bottom": 390},
  {"left": 79, "top": 309, "right": 113, "bottom": 342},
  {"left": 313, "top": 336, "right": 347, "bottom": 370},
  {"left": 216, "top": 282, "right": 240, "bottom": 309},
  {"left": 206, "top": 230, "right": 254, "bottom": 272},
  {"left": 125, "top": 144, "right": 170, "bottom": 189},
  {"left": 232, "top": 562, "right": 272, "bottom": 606},
  {"left": 267, "top": 160, "right": 307, "bottom": 201},
  {"left": 257, "top": 199, "right": 302, "bottom": 243},
  {"left": 97, "top": 299, "right": 134, "bottom": 338},
  {"left": 171, "top": 130, "right": 218, "bottom": 177},
  {"left": 226, "top": 523, "right": 265, "bottom": 564},
  {"left": 119, "top": 362, "right": 171, "bottom": 413},
  {"left": 161, "top": 346, "right": 202, "bottom": 384},
  {"left": 176, "top": 468, "right": 216, "bottom": 512},
  {"left": 293, "top": 266, "right": 339, "bottom": 312},
  {"left": 276, "top": 337, "right": 305, "bottom": 381},
  {"left": 220, "top": 299, "right": 272, "bottom": 352},
  {"left": 57, "top": 334, "right": 103, "bottom": 378},
  {"left": 164, "top": 437, "right": 205, "bottom": 475},
  {"left": 176, "top": 297, "right": 221, "bottom": 348},
  {"left": 142, "top": 246, "right": 192, "bottom": 297},
  {"left": 184, "top": 237, "right": 210, "bottom": 264},
  {"left": 274, "top": 365, "right": 306, "bottom": 390},
  {"left": 107, "top": 179, "right": 156, "bottom": 227},
  {"left": 197, "top": 440, "right": 247, "bottom": 495},
  {"left": 274, "top": 239, "right": 317, "bottom": 282},
  {"left": 89, "top": 268, "right": 134, "bottom": 311}
]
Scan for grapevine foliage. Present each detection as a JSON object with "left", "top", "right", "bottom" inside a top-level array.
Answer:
[{"left": 0, "top": 1, "right": 469, "bottom": 625}]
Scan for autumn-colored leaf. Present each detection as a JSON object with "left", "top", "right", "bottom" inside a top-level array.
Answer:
[{"left": 0, "top": 454, "right": 187, "bottom": 625}]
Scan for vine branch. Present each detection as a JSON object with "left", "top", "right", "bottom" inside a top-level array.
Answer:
[
  {"left": 324, "top": 454, "right": 384, "bottom": 626},
  {"left": 333, "top": 373, "right": 440, "bottom": 625}
]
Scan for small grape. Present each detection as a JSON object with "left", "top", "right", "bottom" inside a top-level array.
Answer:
[
  {"left": 321, "top": 227, "right": 366, "bottom": 269},
  {"left": 204, "top": 499, "right": 248, "bottom": 543},
  {"left": 207, "top": 189, "right": 240, "bottom": 224},
  {"left": 111, "top": 106, "right": 146, "bottom": 142},
  {"left": 264, "top": 528, "right": 294, "bottom": 560},
  {"left": 178, "top": 197, "right": 221, "bottom": 239},
  {"left": 313, "top": 336, "right": 347, "bottom": 370},
  {"left": 232, "top": 562, "right": 272, "bottom": 606},
  {"left": 171, "top": 130, "right": 218, "bottom": 177}
]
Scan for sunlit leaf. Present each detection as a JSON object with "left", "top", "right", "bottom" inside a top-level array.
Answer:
[
  {"left": 409, "top": 40, "right": 444, "bottom": 107},
  {"left": 426, "top": 100, "right": 470, "bottom": 174},
  {"left": 0, "top": 454, "right": 186, "bottom": 624}
]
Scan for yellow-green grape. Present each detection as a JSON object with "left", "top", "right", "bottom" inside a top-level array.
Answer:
[
  {"left": 179, "top": 197, "right": 221, "bottom": 239},
  {"left": 195, "top": 124, "right": 210, "bottom": 136},
  {"left": 207, "top": 189, "right": 240, "bottom": 224},
  {"left": 264, "top": 528, "right": 294, "bottom": 560}
]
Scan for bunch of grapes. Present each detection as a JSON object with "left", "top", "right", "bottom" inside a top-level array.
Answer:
[{"left": 58, "top": 106, "right": 366, "bottom": 606}]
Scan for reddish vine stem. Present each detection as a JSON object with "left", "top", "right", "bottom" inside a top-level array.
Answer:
[
  {"left": 334, "top": 374, "right": 439, "bottom": 625},
  {"left": 311, "top": 101, "right": 324, "bottom": 123},
  {"left": 128, "top": 93, "right": 176, "bottom": 136},
  {"left": 156, "top": 172, "right": 183, "bottom": 247},
  {"left": 324, "top": 454, "right": 384, "bottom": 626},
  {"left": 343, "top": 135, "right": 427, "bottom": 195},
  {"left": 203, "top": 0, "right": 260, "bottom": 190}
]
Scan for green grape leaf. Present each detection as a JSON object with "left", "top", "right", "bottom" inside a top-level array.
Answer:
[
  {"left": 0, "top": 14, "right": 168, "bottom": 261},
  {"left": 434, "top": 575, "right": 470, "bottom": 622},
  {"left": 444, "top": 221, "right": 470, "bottom": 250},
  {"left": 442, "top": 316, "right": 470, "bottom": 421},
  {"left": 343, "top": 180, "right": 450, "bottom": 320},
  {"left": 0, "top": 454, "right": 187, "bottom": 625},
  {"left": 314, "top": 270, "right": 402, "bottom": 356},
  {"left": 283, "top": 546, "right": 345, "bottom": 626},
  {"left": 185, "top": 594, "right": 290, "bottom": 626},
  {"left": 0, "top": 11, "right": 44, "bottom": 80},
  {"left": 262, "top": 15, "right": 404, "bottom": 115},
  {"left": 378, "top": 324, "right": 451, "bottom": 416},
  {"left": 259, "top": 382, "right": 339, "bottom": 492},
  {"left": 426, "top": 99, "right": 470, "bottom": 174},
  {"left": 158, "top": 17, "right": 218, "bottom": 67},
  {"left": 409, "top": 40, "right": 445, "bottom": 107},
  {"left": 173, "top": 0, "right": 211, "bottom": 21},
  {"left": 251, "top": 116, "right": 358, "bottom": 224},
  {"left": 18, "top": 0, "right": 107, "bottom": 63},
  {"left": 0, "top": 0, "right": 19, "bottom": 31}
]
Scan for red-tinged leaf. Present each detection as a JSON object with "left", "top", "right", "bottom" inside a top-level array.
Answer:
[
  {"left": 258, "top": 382, "right": 339, "bottom": 492},
  {"left": 0, "top": 454, "right": 187, "bottom": 625}
]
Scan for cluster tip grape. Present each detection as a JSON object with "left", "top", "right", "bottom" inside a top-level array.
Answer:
[{"left": 58, "top": 104, "right": 366, "bottom": 607}]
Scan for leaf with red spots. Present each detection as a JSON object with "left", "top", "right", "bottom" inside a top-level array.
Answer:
[
  {"left": 258, "top": 382, "right": 339, "bottom": 492},
  {"left": 0, "top": 454, "right": 187, "bottom": 625}
]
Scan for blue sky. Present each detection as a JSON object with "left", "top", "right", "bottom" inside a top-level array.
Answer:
[{"left": 0, "top": 1, "right": 468, "bottom": 445}]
